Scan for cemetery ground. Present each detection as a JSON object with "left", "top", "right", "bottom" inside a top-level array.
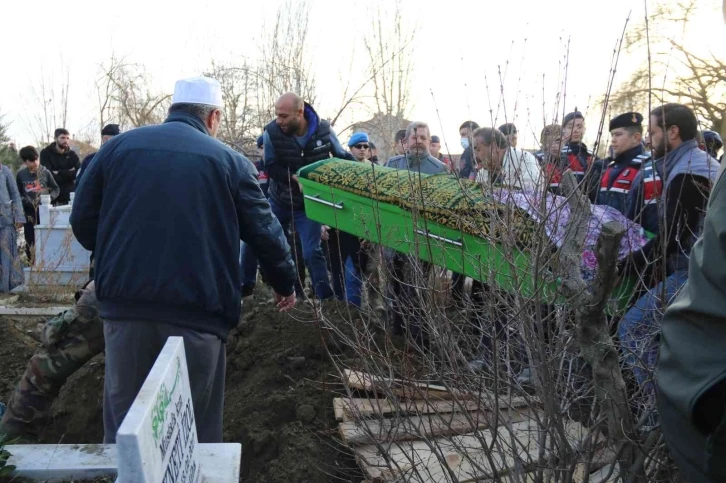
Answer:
[{"left": 0, "top": 288, "right": 364, "bottom": 483}]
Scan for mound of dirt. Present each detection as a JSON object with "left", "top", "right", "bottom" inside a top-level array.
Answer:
[{"left": 0, "top": 293, "right": 362, "bottom": 483}]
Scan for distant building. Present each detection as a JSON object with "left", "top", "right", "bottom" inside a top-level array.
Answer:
[
  {"left": 348, "top": 113, "right": 412, "bottom": 161},
  {"left": 69, "top": 139, "right": 100, "bottom": 159}
]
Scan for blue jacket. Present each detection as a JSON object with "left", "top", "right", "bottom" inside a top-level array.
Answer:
[
  {"left": 75, "top": 152, "right": 95, "bottom": 186},
  {"left": 71, "top": 111, "right": 296, "bottom": 341}
]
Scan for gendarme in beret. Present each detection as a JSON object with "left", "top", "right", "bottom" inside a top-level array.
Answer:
[
  {"left": 609, "top": 112, "right": 643, "bottom": 132},
  {"left": 563, "top": 110, "right": 584, "bottom": 127}
]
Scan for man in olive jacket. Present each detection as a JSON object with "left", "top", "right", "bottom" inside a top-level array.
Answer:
[{"left": 658, "top": 162, "right": 726, "bottom": 482}]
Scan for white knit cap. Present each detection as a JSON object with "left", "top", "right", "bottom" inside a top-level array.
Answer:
[{"left": 172, "top": 76, "right": 223, "bottom": 108}]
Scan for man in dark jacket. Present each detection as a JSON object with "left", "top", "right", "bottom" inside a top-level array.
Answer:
[
  {"left": 16, "top": 146, "right": 59, "bottom": 262},
  {"left": 76, "top": 124, "right": 120, "bottom": 186},
  {"left": 40, "top": 128, "right": 80, "bottom": 205},
  {"left": 71, "top": 76, "right": 297, "bottom": 444},
  {"left": 618, "top": 104, "right": 719, "bottom": 414},
  {"left": 595, "top": 112, "right": 649, "bottom": 216},
  {"left": 542, "top": 111, "right": 602, "bottom": 201},
  {"left": 458, "top": 120, "right": 479, "bottom": 179},
  {"left": 263, "top": 92, "right": 354, "bottom": 300}
]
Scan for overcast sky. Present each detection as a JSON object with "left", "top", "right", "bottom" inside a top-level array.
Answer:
[{"left": 1, "top": 0, "right": 721, "bottom": 152}]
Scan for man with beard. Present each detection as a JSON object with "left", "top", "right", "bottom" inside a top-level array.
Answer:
[
  {"left": 385, "top": 122, "right": 446, "bottom": 340},
  {"left": 618, "top": 103, "right": 719, "bottom": 417},
  {"left": 264, "top": 92, "right": 354, "bottom": 300},
  {"left": 40, "top": 128, "right": 80, "bottom": 205}
]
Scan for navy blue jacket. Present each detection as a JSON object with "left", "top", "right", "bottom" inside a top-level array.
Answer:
[
  {"left": 594, "top": 145, "right": 648, "bottom": 216},
  {"left": 71, "top": 111, "right": 296, "bottom": 341},
  {"left": 75, "top": 152, "right": 96, "bottom": 186}
]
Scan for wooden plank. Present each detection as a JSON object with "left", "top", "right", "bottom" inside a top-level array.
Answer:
[
  {"left": 353, "top": 419, "right": 542, "bottom": 482},
  {"left": 333, "top": 396, "right": 530, "bottom": 422},
  {"left": 0, "top": 306, "right": 70, "bottom": 316},
  {"left": 333, "top": 398, "right": 347, "bottom": 422},
  {"left": 345, "top": 369, "right": 472, "bottom": 400},
  {"left": 339, "top": 407, "right": 534, "bottom": 445},
  {"left": 351, "top": 417, "right": 591, "bottom": 482}
]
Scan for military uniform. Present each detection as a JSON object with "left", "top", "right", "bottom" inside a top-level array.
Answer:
[
  {"left": 595, "top": 113, "right": 649, "bottom": 216},
  {"left": 0, "top": 283, "right": 102, "bottom": 437},
  {"left": 543, "top": 142, "right": 602, "bottom": 202}
]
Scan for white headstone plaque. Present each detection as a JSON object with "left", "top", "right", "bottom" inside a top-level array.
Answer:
[{"left": 116, "top": 337, "right": 202, "bottom": 483}]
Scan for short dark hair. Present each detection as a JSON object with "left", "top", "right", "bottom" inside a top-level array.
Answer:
[
  {"left": 394, "top": 129, "right": 407, "bottom": 143},
  {"left": 19, "top": 146, "right": 39, "bottom": 162},
  {"left": 369, "top": 141, "right": 376, "bottom": 150},
  {"left": 498, "top": 123, "right": 517, "bottom": 135},
  {"left": 459, "top": 121, "right": 480, "bottom": 132},
  {"left": 168, "top": 103, "right": 219, "bottom": 123},
  {"left": 650, "top": 103, "right": 698, "bottom": 142},
  {"left": 54, "top": 128, "right": 69, "bottom": 138},
  {"left": 623, "top": 125, "right": 644, "bottom": 136},
  {"left": 472, "top": 127, "right": 508, "bottom": 149}
]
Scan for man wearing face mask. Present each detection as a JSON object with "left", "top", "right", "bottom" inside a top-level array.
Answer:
[
  {"left": 71, "top": 77, "right": 297, "bottom": 444},
  {"left": 458, "top": 120, "right": 479, "bottom": 179},
  {"left": 40, "top": 128, "right": 80, "bottom": 205}
]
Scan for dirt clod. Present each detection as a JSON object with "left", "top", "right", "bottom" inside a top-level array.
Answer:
[{"left": 0, "top": 289, "right": 362, "bottom": 482}]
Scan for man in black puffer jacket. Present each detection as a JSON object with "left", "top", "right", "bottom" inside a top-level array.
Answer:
[
  {"left": 40, "top": 128, "right": 80, "bottom": 205},
  {"left": 71, "top": 76, "right": 297, "bottom": 445},
  {"left": 264, "top": 92, "right": 354, "bottom": 300}
]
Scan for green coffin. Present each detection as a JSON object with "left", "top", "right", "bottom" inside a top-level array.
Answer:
[{"left": 297, "top": 159, "right": 639, "bottom": 310}]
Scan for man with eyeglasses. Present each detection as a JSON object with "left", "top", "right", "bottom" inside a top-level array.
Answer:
[{"left": 348, "top": 132, "right": 371, "bottom": 162}]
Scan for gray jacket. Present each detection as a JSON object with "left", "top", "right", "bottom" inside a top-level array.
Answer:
[
  {"left": 385, "top": 152, "right": 447, "bottom": 175},
  {"left": 0, "top": 165, "right": 25, "bottom": 227}
]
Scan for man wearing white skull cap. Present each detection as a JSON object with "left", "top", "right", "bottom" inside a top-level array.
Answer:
[{"left": 71, "top": 76, "right": 297, "bottom": 443}]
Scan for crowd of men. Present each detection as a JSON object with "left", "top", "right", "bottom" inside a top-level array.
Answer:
[{"left": 2, "top": 75, "right": 726, "bottom": 482}]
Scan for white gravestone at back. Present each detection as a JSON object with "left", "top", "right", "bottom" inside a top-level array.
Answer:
[{"left": 116, "top": 337, "right": 202, "bottom": 483}]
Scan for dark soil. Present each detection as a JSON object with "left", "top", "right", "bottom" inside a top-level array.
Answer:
[{"left": 0, "top": 292, "right": 363, "bottom": 483}]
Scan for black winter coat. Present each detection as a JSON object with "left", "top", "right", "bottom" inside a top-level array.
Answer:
[{"left": 40, "top": 143, "right": 80, "bottom": 204}]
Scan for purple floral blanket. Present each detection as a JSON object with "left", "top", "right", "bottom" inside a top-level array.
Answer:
[{"left": 491, "top": 188, "right": 648, "bottom": 276}]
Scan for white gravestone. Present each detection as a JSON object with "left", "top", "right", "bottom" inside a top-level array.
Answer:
[
  {"left": 116, "top": 337, "right": 202, "bottom": 483},
  {"left": 23, "top": 193, "right": 91, "bottom": 287}
]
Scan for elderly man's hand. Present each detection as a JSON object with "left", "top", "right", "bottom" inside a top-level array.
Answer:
[
  {"left": 292, "top": 174, "right": 303, "bottom": 193},
  {"left": 275, "top": 291, "right": 297, "bottom": 312},
  {"left": 321, "top": 225, "right": 330, "bottom": 241}
]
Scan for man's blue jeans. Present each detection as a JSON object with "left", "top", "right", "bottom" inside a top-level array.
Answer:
[
  {"left": 268, "top": 198, "right": 333, "bottom": 299},
  {"left": 618, "top": 270, "right": 689, "bottom": 392}
]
